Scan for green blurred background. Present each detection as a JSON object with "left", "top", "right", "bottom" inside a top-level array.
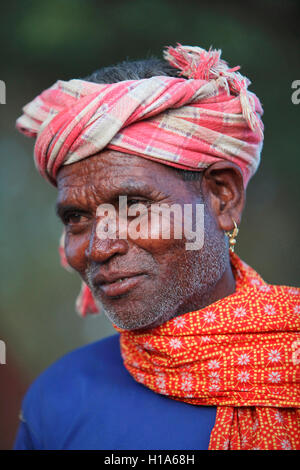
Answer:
[{"left": 0, "top": 0, "right": 299, "bottom": 449}]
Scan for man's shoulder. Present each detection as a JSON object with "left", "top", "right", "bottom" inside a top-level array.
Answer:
[
  {"left": 17, "top": 334, "right": 125, "bottom": 449},
  {"left": 277, "top": 284, "right": 300, "bottom": 296},
  {"left": 21, "top": 334, "right": 121, "bottom": 418},
  {"left": 46, "top": 333, "right": 120, "bottom": 375},
  {"left": 263, "top": 282, "right": 300, "bottom": 300}
]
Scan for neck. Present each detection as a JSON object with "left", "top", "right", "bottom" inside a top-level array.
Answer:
[
  {"left": 198, "top": 261, "right": 236, "bottom": 310},
  {"left": 144, "top": 258, "right": 236, "bottom": 331},
  {"left": 176, "top": 255, "right": 237, "bottom": 317}
]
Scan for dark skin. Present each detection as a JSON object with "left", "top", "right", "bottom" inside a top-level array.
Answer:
[{"left": 56, "top": 150, "right": 245, "bottom": 330}]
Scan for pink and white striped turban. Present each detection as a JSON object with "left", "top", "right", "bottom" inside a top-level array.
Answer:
[
  {"left": 16, "top": 44, "right": 264, "bottom": 316},
  {"left": 16, "top": 44, "right": 264, "bottom": 188}
]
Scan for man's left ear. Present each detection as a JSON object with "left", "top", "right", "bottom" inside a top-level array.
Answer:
[{"left": 201, "top": 161, "right": 245, "bottom": 232}]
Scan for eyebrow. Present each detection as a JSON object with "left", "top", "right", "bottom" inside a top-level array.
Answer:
[
  {"left": 55, "top": 203, "right": 87, "bottom": 219},
  {"left": 111, "top": 180, "right": 157, "bottom": 195},
  {"left": 55, "top": 180, "right": 161, "bottom": 218}
]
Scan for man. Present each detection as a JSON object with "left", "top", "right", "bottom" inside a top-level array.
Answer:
[{"left": 14, "top": 45, "right": 299, "bottom": 450}]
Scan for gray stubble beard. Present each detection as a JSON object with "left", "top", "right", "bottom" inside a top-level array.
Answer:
[{"left": 86, "top": 216, "right": 228, "bottom": 331}]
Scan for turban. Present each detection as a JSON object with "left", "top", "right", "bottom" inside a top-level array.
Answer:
[
  {"left": 16, "top": 44, "right": 264, "bottom": 188},
  {"left": 16, "top": 44, "right": 264, "bottom": 316}
]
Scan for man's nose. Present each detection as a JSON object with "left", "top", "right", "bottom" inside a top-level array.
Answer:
[{"left": 85, "top": 224, "right": 129, "bottom": 263}]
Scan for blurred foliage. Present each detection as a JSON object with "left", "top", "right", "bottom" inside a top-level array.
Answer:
[{"left": 0, "top": 0, "right": 299, "bottom": 381}]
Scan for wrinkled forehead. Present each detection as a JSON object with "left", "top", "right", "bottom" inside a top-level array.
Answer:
[{"left": 56, "top": 149, "right": 188, "bottom": 203}]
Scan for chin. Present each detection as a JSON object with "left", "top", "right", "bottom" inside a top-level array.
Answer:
[{"left": 97, "top": 299, "right": 165, "bottom": 331}]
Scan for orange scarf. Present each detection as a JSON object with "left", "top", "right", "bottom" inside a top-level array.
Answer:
[{"left": 116, "top": 252, "right": 300, "bottom": 450}]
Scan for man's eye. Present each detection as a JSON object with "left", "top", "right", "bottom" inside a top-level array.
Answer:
[
  {"left": 64, "top": 212, "right": 87, "bottom": 225},
  {"left": 127, "top": 199, "right": 143, "bottom": 206},
  {"left": 127, "top": 198, "right": 150, "bottom": 207}
]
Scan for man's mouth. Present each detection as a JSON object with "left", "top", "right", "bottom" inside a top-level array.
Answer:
[{"left": 93, "top": 273, "right": 146, "bottom": 297}]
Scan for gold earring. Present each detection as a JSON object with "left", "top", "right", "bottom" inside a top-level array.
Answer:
[{"left": 225, "top": 219, "right": 239, "bottom": 252}]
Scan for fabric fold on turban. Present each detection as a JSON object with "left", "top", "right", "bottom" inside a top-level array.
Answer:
[{"left": 16, "top": 44, "right": 265, "bottom": 316}]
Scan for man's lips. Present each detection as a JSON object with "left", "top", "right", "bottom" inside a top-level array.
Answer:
[{"left": 92, "top": 272, "right": 146, "bottom": 297}]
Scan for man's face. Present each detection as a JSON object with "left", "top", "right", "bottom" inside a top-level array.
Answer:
[{"left": 56, "top": 150, "right": 227, "bottom": 330}]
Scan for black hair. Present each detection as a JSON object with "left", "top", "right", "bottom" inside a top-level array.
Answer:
[{"left": 83, "top": 57, "right": 181, "bottom": 83}]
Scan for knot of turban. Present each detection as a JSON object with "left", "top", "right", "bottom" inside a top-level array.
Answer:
[
  {"left": 16, "top": 44, "right": 264, "bottom": 188},
  {"left": 16, "top": 44, "right": 265, "bottom": 316}
]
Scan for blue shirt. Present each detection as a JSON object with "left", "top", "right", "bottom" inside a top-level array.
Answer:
[{"left": 14, "top": 334, "right": 216, "bottom": 450}]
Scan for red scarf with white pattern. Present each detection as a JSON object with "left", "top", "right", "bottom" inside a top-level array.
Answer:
[{"left": 117, "top": 252, "right": 300, "bottom": 450}]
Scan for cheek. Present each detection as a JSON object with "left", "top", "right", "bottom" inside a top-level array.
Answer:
[
  {"left": 133, "top": 235, "right": 187, "bottom": 287},
  {"left": 128, "top": 209, "right": 187, "bottom": 255},
  {"left": 65, "top": 232, "right": 89, "bottom": 275}
]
